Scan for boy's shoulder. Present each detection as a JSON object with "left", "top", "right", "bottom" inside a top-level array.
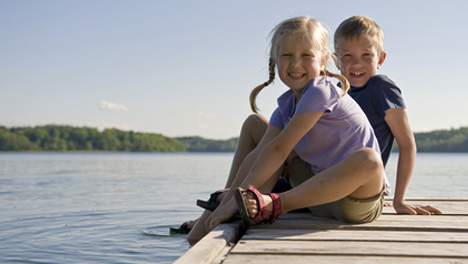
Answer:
[
  {"left": 367, "top": 74, "right": 397, "bottom": 88},
  {"left": 366, "top": 75, "right": 406, "bottom": 109}
]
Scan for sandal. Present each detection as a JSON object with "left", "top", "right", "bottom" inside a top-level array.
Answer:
[
  {"left": 196, "top": 191, "right": 222, "bottom": 211},
  {"left": 169, "top": 220, "right": 193, "bottom": 234},
  {"left": 234, "top": 186, "right": 281, "bottom": 225}
]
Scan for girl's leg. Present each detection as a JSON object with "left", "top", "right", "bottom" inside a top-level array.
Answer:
[
  {"left": 281, "top": 148, "right": 384, "bottom": 213},
  {"left": 187, "top": 114, "right": 268, "bottom": 243},
  {"left": 244, "top": 148, "right": 384, "bottom": 218},
  {"left": 224, "top": 114, "right": 268, "bottom": 187},
  {"left": 187, "top": 210, "right": 213, "bottom": 245}
]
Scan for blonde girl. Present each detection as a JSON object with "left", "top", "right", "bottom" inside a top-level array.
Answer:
[{"left": 188, "top": 16, "right": 387, "bottom": 244}]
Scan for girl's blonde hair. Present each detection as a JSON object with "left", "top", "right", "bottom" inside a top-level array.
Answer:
[{"left": 250, "top": 16, "right": 349, "bottom": 113}]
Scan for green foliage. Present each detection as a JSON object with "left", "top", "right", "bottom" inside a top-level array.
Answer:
[
  {"left": 390, "top": 126, "right": 468, "bottom": 152},
  {"left": 176, "top": 136, "right": 238, "bottom": 152},
  {"left": 3, "top": 124, "right": 468, "bottom": 152},
  {"left": 413, "top": 127, "right": 468, "bottom": 152},
  {"left": 0, "top": 125, "right": 186, "bottom": 152}
]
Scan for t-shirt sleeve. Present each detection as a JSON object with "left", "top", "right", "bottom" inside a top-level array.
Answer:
[
  {"left": 269, "top": 107, "right": 284, "bottom": 129},
  {"left": 373, "top": 75, "right": 406, "bottom": 113},
  {"left": 296, "top": 83, "right": 338, "bottom": 114}
]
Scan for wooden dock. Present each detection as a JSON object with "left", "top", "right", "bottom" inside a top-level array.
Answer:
[{"left": 175, "top": 199, "right": 468, "bottom": 263}]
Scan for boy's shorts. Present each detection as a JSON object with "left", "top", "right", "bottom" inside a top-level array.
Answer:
[{"left": 284, "top": 155, "right": 384, "bottom": 224}]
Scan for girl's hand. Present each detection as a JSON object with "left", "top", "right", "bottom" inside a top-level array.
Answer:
[{"left": 393, "top": 200, "right": 443, "bottom": 215}]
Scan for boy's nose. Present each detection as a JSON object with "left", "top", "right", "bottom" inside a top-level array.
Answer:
[{"left": 351, "top": 56, "right": 361, "bottom": 65}]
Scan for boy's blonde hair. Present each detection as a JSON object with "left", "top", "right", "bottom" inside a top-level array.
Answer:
[
  {"left": 250, "top": 16, "right": 349, "bottom": 113},
  {"left": 334, "top": 15, "right": 384, "bottom": 56}
]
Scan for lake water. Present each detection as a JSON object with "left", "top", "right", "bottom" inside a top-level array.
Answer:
[{"left": 0, "top": 152, "right": 467, "bottom": 263}]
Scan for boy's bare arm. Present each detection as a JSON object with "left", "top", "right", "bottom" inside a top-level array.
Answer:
[{"left": 385, "top": 108, "right": 443, "bottom": 215}]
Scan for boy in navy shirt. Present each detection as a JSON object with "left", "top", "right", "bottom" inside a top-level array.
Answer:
[{"left": 334, "top": 16, "right": 442, "bottom": 215}]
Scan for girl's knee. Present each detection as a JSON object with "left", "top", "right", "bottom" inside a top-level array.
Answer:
[
  {"left": 242, "top": 114, "right": 268, "bottom": 144},
  {"left": 244, "top": 114, "right": 268, "bottom": 128},
  {"left": 354, "top": 148, "right": 383, "bottom": 173}
]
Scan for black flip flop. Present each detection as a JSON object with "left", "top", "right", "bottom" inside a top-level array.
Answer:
[
  {"left": 169, "top": 221, "right": 193, "bottom": 234},
  {"left": 196, "top": 191, "right": 222, "bottom": 211}
]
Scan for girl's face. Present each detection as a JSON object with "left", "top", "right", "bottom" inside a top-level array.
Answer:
[
  {"left": 277, "top": 34, "right": 326, "bottom": 95},
  {"left": 337, "top": 37, "right": 386, "bottom": 88}
]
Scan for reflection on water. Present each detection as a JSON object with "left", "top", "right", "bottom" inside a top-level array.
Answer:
[
  {"left": 0, "top": 153, "right": 230, "bottom": 264},
  {"left": 385, "top": 153, "right": 468, "bottom": 198}
]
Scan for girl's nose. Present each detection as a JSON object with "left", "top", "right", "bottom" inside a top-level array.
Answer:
[{"left": 290, "top": 56, "right": 300, "bottom": 67}]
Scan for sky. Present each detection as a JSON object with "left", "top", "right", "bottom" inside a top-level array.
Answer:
[{"left": 1, "top": 0, "right": 467, "bottom": 139}]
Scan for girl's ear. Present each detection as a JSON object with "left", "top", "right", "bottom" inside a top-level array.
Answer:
[{"left": 377, "top": 52, "right": 387, "bottom": 69}]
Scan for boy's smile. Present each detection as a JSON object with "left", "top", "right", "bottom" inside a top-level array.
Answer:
[{"left": 337, "top": 37, "right": 386, "bottom": 88}]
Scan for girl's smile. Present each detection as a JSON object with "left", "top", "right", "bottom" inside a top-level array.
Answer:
[{"left": 277, "top": 34, "right": 326, "bottom": 96}]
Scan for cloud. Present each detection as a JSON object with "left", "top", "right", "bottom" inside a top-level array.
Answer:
[
  {"left": 196, "top": 110, "right": 214, "bottom": 119},
  {"left": 100, "top": 100, "right": 128, "bottom": 111}
]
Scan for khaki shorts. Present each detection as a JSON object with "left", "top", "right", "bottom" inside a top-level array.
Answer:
[{"left": 284, "top": 156, "right": 384, "bottom": 224}]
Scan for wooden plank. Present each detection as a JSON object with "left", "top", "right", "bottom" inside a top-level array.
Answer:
[
  {"left": 174, "top": 220, "right": 242, "bottom": 264},
  {"left": 175, "top": 199, "right": 468, "bottom": 263},
  {"left": 230, "top": 240, "right": 468, "bottom": 258},
  {"left": 243, "top": 229, "right": 468, "bottom": 243},
  {"left": 382, "top": 200, "right": 468, "bottom": 215},
  {"left": 261, "top": 213, "right": 468, "bottom": 232},
  {"left": 223, "top": 254, "right": 468, "bottom": 264},
  {"left": 388, "top": 198, "right": 468, "bottom": 202}
]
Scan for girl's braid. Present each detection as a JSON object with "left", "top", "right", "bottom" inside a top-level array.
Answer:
[{"left": 250, "top": 58, "right": 276, "bottom": 113}]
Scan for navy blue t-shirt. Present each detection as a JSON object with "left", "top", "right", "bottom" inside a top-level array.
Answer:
[{"left": 348, "top": 75, "right": 406, "bottom": 166}]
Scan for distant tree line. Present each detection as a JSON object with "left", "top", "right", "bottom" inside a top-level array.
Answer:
[
  {"left": 1, "top": 124, "right": 468, "bottom": 152},
  {"left": 0, "top": 125, "right": 185, "bottom": 152},
  {"left": 412, "top": 126, "right": 468, "bottom": 152},
  {"left": 177, "top": 136, "right": 238, "bottom": 152}
]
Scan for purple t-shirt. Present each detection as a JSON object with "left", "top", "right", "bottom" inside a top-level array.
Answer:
[{"left": 270, "top": 76, "right": 389, "bottom": 192}]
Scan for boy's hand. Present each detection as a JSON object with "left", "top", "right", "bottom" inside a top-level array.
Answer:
[{"left": 393, "top": 200, "right": 443, "bottom": 215}]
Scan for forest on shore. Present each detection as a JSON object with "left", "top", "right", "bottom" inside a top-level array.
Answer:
[
  {"left": 0, "top": 125, "right": 236, "bottom": 152},
  {"left": 1, "top": 124, "right": 468, "bottom": 152}
]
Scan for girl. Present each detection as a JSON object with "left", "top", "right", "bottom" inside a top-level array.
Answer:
[{"left": 188, "top": 16, "right": 387, "bottom": 244}]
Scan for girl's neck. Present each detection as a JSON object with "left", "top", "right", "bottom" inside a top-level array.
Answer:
[{"left": 293, "top": 89, "right": 303, "bottom": 107}]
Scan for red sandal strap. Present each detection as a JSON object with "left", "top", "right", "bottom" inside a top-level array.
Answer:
[
  {"left": 248, "top": 186, "right": 272, "bottom": 224},
  {"left": 268, "top": 193, "right": 281, "bottom": 223}
]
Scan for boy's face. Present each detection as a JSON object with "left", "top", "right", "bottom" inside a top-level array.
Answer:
[{"left": 337, "top": 37, "right": 386, "bottom": 88}]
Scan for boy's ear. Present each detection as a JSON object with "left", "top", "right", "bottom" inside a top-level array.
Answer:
[{"left": 377, "top": 52, "right": 387, "bottom": 69}]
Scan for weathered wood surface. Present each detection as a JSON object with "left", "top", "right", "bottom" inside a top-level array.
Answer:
[
  {"left": 174, "top": 219, "right": 243, "bottom": 264},
  {"left": 176, "top": 199, "right": 468, "bottom": 263}
]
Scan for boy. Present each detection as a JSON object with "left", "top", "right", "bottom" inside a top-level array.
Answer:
[{"left": 334, "top": 16, "right": 442, "bottom": 215}]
